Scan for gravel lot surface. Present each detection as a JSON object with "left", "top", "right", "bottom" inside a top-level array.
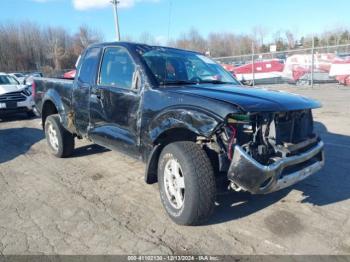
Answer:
[{"left": 0, "top": 84, "right": 349, "bottom": 255}]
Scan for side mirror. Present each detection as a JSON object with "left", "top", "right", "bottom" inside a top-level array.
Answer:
[
  {"left": 23, "top": 76, "right": 29, "bottom": 85},
  {"left": 132, "top": 66, "right": 142, "bottom": 90}
]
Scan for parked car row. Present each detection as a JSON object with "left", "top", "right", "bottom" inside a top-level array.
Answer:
[{"left": 9, "top": 71, "right": 43, "bottom": 85}]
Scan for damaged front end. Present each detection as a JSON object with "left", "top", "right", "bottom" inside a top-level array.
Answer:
[{"left": 215, "top": 110, "right": 325, "bottom": 194}]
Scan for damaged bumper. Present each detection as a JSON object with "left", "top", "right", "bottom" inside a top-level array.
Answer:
[{"left": 227, "top": 140, "right": 325, "bottom": 194}]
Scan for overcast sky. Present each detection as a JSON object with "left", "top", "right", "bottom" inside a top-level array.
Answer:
[{"left": 2, "top": 0, "right": 350, "bottom": 43}]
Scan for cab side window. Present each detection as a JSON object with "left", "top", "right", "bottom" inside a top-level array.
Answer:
[{"left": 99, "top": 47, "right": 135, "bottom": 89}]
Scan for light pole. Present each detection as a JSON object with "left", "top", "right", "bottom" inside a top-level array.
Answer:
[
  {"left": 251, "top": 41, "right": 255, "bottom": 86},
  {"left": 111, "top": 0, "right": 121, "bottom": 41},
  {"left": 311, "top": 35, "right": 315, "bottom": 88}
]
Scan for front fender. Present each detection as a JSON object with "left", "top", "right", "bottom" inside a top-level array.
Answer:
[
  {"left": 148, "top": 107, "right": 223, "bottom": 143},
  {"left": 144, "top": 107, "right": 223, "bottom": 184}
]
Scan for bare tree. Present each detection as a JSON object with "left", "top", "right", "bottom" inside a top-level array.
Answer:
[
  {"left": 45, "top": 27, "right": 68, "bottom": 70},
  {"left": 74, "top": 25, "right": 103, "bottom": 52},
  {"left": 252, "top": 26, "right": 269, "bottom": 51},
  {"left": 175, "top": 28, "right": 207, "bottom": 52},
  {"left": 1, "top": 21, "right": 350, "bottom": 73},
  {"left": 285, "top": 30, "right": 295, "bottom": 49},
  {"left": 0, "top": 22, "right": 103, "bottom": 73},
  {"left": 139, "top": 32, "right": 158, "bottom": 45}
]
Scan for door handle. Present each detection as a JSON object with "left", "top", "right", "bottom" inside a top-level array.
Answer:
[
  {"left": 91, "top": 93, "right": 102, "bottom": 100},
  {"left": 91, "top": 87, "right": 102, "bottom": 100}
]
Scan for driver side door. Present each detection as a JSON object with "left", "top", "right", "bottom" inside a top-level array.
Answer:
[{"left": 89, "top": 46, "right": 142, "bottom": 157}]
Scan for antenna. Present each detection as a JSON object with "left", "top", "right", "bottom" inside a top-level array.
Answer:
[{"left": 167, "top": 0, "right": 173, "bottom": 43}]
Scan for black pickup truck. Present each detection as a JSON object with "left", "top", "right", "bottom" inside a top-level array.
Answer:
[{"left": 33, "top": 42, "right": 325, "bottom": 225}]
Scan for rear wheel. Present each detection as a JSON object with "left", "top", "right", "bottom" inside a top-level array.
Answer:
[
  {"left": 45, "top": 114, "right": 74, "bottom": 158},
  {"left": 158, "top": 141, "right": 216, "bottom": 225}
]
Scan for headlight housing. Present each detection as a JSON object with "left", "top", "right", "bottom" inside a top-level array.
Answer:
[{"left": 22, "top": 86, "right": 32, "bottom": 96}]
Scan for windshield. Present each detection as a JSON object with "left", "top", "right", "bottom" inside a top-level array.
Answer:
[
  {"left": 0, "top": 75, "right": 20, "bottom": 85},
  {"left": 141, "top": 48, "right": 241, "bottom": 86},
  {"left": 14, "top": 73, "right": 24, "bottom": 78}
]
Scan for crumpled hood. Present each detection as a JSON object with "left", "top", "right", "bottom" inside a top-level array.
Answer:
[
  {"left": 0, "top": 85, "right": 26, "bottom": 96},
  {"left": 165, "top": 84, "right": 321, "bottom": 112}
]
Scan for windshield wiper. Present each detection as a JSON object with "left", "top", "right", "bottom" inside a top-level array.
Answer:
[
  {"left": 160, "top": 80, "right": 236, "bottom": 86},
  {"left": 198, "top": 80, "right": 234, "bottom": 85},
  {"left": 161, "top": 80, "right": 198, "bottom": 86}
]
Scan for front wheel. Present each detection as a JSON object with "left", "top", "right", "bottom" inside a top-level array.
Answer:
[
  {"left": 45, "top": 114, "right": 75, "bottom": 158},
  {"left": 158, "top": 141, "right": 216, "bottom": 225}
]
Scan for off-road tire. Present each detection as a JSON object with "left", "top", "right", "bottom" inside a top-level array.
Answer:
[
  {"left": 45, "top": 114, "right": 74, "bottom": 158},
  {"left": 158, "top": 141, "right": 216, "bottom": 225}
]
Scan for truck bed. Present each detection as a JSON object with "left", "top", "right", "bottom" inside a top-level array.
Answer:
[{"left": 34, "top": 77, "right": 74, "bottom": 117}]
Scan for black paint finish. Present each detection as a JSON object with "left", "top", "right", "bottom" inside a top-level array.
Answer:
[{"left": 33, "top": 42, "right": 322, "bottom": 174}]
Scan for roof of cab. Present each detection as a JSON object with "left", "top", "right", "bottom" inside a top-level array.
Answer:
[{"left": 87, "top": 41, "right": 201, "bottom": 54}]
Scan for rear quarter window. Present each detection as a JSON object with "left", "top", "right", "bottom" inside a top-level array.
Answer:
[{"left": 78, "top": 47, "right": 101, "bottom": 84}]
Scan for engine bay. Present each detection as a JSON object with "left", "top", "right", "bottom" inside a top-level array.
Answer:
[{"left": 219, "top": 109, "right": 317, "bottom": 166}]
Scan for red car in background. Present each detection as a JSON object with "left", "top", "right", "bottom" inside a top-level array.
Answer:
[
  {"left": 329, "top": 57, "right": 350, "bottom": 86},
  {"left": 221, "top": 64, "right": 235, "bottom": 75},
  {"left": 63, "top": 70, "right": 76, "bottom": 79},
  {"left": 221, "top": 60, "right": 284, "bottom": 85}
]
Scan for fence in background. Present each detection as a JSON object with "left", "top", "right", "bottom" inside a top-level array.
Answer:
[{"left": 213, "top": 44, "right": 350, "bottom": 87}]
